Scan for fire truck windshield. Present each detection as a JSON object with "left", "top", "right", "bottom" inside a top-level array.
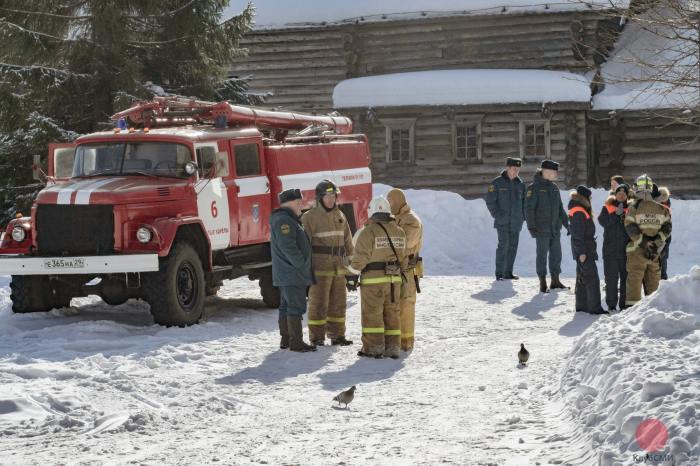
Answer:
[{"left": 72, "top": 142, "right": 193, "bottom": 179}]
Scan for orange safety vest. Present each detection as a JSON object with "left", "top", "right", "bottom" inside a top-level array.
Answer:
[
  {"left": 604, "top": 203, "right": 628, "bottom": 215},
  {"left": 568, "top": 206, "right": 590, "bottom": 219}
]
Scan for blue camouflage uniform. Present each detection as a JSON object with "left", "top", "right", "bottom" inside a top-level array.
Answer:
[
  {"left": 525, "top": 170, "right": 570, "bottom": 278},
  {"left": 486, "top": 170, "right": 526, "bottom": 278},
  {"left": 270, "top": 207, "right": 314, "bottom": 318}
]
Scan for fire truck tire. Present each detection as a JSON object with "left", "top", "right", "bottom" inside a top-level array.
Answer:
[
  {"left": 144, "top": 242, "right": 206, "bottom": 326},
  {"left": 259, "top": 271, "right": 280, "bottom": 309},
  {"left": 10, "top": 275, "right": 53, "bottom": 313}
]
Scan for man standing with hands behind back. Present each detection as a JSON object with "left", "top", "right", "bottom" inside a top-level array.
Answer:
[{"left": 486, "top": 157, "right": 526, "bottom": 281}]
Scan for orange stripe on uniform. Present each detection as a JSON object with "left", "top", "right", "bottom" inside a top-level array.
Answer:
[{"left": 568, "top": 206, "right": 590, "bottom": 219}]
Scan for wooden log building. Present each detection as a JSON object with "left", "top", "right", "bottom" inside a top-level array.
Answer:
[{"left": 228, "top": 1, "right": 699, "bottom": 198}]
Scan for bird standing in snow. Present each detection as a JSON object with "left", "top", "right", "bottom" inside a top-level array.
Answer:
[
  {"left": 333, "top": 386, "right": 356, "bottom": 408},
  {"left": 518, "top": 344, "right": 529, "bottom": 365}
]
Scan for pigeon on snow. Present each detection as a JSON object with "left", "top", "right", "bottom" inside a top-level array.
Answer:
[
  {"left": 518, "top": 344, "right": 529, "bottom": 365},
  {"left": 333, "top": 385, "right": 356, "bottom": 408}
]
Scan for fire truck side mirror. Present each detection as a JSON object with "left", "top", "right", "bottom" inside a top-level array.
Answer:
[
  {"left": 32, "top": 154, "right": 46, "bottom": 182},
  {"left": 184, "top": 161, "right": 198, "bottom": 176}
]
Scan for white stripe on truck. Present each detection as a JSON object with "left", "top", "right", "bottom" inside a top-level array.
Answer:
[{"left": 278, "top": 167, "right": 371, "bottom": 192}]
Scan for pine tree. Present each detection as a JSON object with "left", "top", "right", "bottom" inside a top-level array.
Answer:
[{"left": 0, "top": 0, "right": 257, "bottom": 224}]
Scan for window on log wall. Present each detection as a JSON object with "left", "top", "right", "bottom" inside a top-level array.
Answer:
[
  {"left": 519, "top": 120, "right": 550, "bottom": 160},
  {"left": 454, "top": 123, "right": 481, "bottom": 162},
  {"left": 383, "top": 119, "right": 415, "bottom": 164}
]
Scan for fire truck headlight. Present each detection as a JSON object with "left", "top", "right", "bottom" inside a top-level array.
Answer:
[
  {"left": 136, "top": 227, "right": 152, "bottom": 244},
  {"left": 11, "top": 226, "right": 26, "bottom": 242}
]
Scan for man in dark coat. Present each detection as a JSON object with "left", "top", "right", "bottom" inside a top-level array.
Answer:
[
  {"left": 598, "top": 184, "right": 630, "bottom": 311},
  {"left": 525, "top": 160, "right": 570, "bottom": 293},
  {"left": 568, "top": 185, "right": 606, "bottom": 315},
  {"left": 270, "top": 188, "right": 316, "bottom": 352},
  {"left": 486, "top": 157, "right": 526, "bottom": 281}
]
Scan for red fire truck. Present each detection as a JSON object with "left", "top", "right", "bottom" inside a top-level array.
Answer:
[{"left": 0, "top": 98, "right": 372, "bottom": 326}]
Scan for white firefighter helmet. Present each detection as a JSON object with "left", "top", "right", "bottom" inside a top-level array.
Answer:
[
  {"left": 635, "top": 174, "right": 654, "bottom": 192},
  {"left": 367, "top": 196, "right": 391, "bottom": 217}
]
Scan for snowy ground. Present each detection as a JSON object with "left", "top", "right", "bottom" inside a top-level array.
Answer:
[
  {"left": 2, "top": 275, "right": 603, "bottom": 465},
  {"left": 1, "top": 185, "right": 697, "bottom": 464}
]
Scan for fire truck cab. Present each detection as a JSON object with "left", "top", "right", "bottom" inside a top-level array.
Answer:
[{"left": 0, "top": 98, "right": 372, "bottom": 326}]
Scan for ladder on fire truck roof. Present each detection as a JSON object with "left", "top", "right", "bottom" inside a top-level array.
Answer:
[{"left": 110, "top": 97, "right": 355, "bottom": 141}]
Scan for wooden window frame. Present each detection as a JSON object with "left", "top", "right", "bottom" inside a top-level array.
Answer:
[
  {"left": 382, "top": 118, "right": 415, "bottom": 164},
  {"left": 518, "top": 119, "right": 551, "bottom": 161},
  {"left": 452, "top": 117, "right": 482, "bottom": 163}
]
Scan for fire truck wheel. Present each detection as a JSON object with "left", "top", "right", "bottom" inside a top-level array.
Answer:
[
  {"left": 10, "top": 275, "right": 53, "bottom": 313},
  {"left": 259, "top": 271, "right": 280, "bottom": 309},
  {"left": 145, "top": 242, "right": 205, "bottom": 326}
]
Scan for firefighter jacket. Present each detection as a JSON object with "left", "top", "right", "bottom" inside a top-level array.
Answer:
[
  {"left": 347, "top": 215, "right": 408, "bottom": 284},
  {"left": 567, "top": 192, "right": 597, "bottom": 261},
  {"left": 301, "top": 203, "right": 353, "bottom": 275},
  {"left": 270, "top": 207, "right": 314, "bottom": 287},
  {"left": 386, "top": 189, "right": 423, "bottom": 267},
  {"left": 597, "top": 196, "right": 630, "bottom": 259},
  {"left": 525, "top": 170, "right": 569, "bottom": 238},
  {"left": 485, "top": 170, "right": 526, "bottom": 229},
  {"left": 624, "top": 191, "right": 672, "bottom": 255}
]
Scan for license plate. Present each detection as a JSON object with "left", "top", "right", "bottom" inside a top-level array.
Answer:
[{"left": 43, "top": 258, "right": 86, "bottom": 270}]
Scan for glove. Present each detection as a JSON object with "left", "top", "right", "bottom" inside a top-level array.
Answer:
[
  {"left": 345, "top": 275, "right": 359, "bottom": 292},
  {"left": 566, "top": 227, "right": 571, "bottom": 236},
  {"left": 645, "top": 239, "right": 659, "bottom": 260},
  {"left": 616, "top": 203, "right": 625, "bottom": 215},
  {"left": 528, "top": 228, "right": 539, "bottom": 237}
]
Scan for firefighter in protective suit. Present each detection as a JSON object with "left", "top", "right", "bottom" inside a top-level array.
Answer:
[
  {"left": 624, "top": 174, "right": 672, "bottom": 307},
  {"left": 301, "top": 180, "right": 354, "bottom": 346},
  {"left": 346, "top": 196, "right": 407, "bottom": 359},
  {"left": 386, "top": 188, "right": 423, "bottom": 352}
]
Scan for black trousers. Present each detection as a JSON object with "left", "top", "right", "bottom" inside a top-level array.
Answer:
[
  {"left": 575, "top": 258, "right": 603, "bottom": 313},
  {"left": 603, "top": 255, "right": 627, "bottom": 310}
]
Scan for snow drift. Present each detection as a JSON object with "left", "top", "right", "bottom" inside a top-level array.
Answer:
[
  {"left": 373, "top": 184, "right": 698, "bottom": 277},
  {"left": 561, "top": 267, "right": 700, "bottom": 465}
]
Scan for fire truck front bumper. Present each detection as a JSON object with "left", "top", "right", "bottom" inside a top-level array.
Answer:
[{"left": 0, "top": 254, "right": 159, "bottom": 275}]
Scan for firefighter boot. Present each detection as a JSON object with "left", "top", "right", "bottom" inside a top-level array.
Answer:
[
  {"left": 539, "top": 276, "right": 549, "bottom": 294},
  {"left": 550, "top": 274, "right": 568, "bottom": 290},
  {"left": 331, "top": 336, "right": 354, "bottom": 346},
  {"left": 287, "top": 316, "right": 317, "bottom": 352},
  {"left": 279, "top": 315, "right": 289, "bottom": 349}
]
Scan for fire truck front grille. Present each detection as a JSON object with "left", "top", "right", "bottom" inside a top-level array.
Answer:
[{"left": 36, "top": 205, "right": 115, "bottom": 256}]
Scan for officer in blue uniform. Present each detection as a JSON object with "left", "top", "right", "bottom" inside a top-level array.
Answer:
[
  {"left": 270, "top": 188, "right": 316, "bottom": 353},
  {"left": 486, "top": 157, "right": 526, "bottom": 280},
  {"left": 525, "top": 160, "right": 570, "bottom": 293}
]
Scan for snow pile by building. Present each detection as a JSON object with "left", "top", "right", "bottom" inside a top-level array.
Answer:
[
  {"left": 373, "top": 184, "right": 698, "bottom": 278},
  {"left": 333, "top": 70, "right": 592, "bottom": 108},
  {"left": 225, "top": 1, "right": 630, "bottom": 30},
  {"left": 561, "top": 267, "right": 700, "bottom": 465}
]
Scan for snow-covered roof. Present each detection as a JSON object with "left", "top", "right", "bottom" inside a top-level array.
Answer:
[
  {"left": 225, "top": 1, "right": 631, "bottom": 30},
  {"left": 593, "top": 7, "right": 699, "bottom": 111},
  {"left": 332, "top": 70, "right": 592, "bottom": 108}
]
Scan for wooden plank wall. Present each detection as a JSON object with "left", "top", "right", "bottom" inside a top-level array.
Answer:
[
  {"left": 349, "top": 105, "right": 589, "bottom": 198},
  {"left": 232, "top": 12, "right": 605, "bottom": 112},
  {"left": 589, "top": 114, "right": 700, "bottom": 197}
]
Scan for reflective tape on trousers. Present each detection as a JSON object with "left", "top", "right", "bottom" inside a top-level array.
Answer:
[
  {"left": 384, "top": 329, "right": 401, "bottom": 336},
  {"left": 327, "top": 316, "right": 345, "bottom": 323},
  {"left": 308, "top": 319, "right": 327, "bottom": 326}
]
